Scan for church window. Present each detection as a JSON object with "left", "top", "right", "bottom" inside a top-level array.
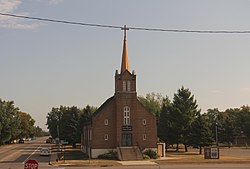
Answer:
[
  {"left": 124, "top": 106, "right": 130, "bottom": 125},
  {"left": 127, "top": 81, "right": 131, "bottom": 91},
  {"left": 123, "top": 81, "right": 126, "bottom": 91},
  {"left": 104, "top": 134, "right": 108, "bottom": 141},
  {"left": 143, "top": 134, "right": 146, "bottom": 140},
  {"left": 105, "top": 119, "right": 108, "bottom": 125},
  {"left": 143, "top": 119, "right": 146, "bottom": 125}
]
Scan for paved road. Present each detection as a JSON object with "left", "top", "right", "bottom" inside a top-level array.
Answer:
[
  {"left": 1, "top": 140, "right": 250, "bottom": 169},
  {"left": 0, "top": 137, "right": 52, "bottom": 169},
  {"left": 39, "top": 164, "right": 250, "bottom": 169}
]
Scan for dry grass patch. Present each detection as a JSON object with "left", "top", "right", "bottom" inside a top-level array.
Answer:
[{"left": 52, "top": 159, "right": 121, "bottom": 166}]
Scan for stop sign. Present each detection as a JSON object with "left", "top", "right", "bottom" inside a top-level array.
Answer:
[{"left": 24, "top": 159, "right": 38, "bottom": 169}]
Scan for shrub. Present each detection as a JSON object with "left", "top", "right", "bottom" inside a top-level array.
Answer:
[
  {"left": 143, "top": 154, "right": 150, "bottom": 159},
  {"left": 97, "top": 150, "right": 118, "bottom": 160},
  {"left": 143, "top": 149, "right": 159, "bottom": 159}
]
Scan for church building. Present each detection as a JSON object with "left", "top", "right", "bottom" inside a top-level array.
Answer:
[{"left": 81, "top": 26, "right": 158, "bottom": 160}]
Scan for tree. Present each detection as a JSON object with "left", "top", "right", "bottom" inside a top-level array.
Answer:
[
  {"left": 46, "top": 107, "right": 63, "bottom": 139},
  {"left": 60, "top": 106, "right": 80, "bottom": 145},
  {"left": 0, "top": 98, "right": 39, "bottom": 144},
  {"left": 206, "top": 108, "right": 238, "bottom": 147},
  {"left": 34, "top": 126, "right": 49, "bottom": 137},
  {"left": 17, "top": 111, "right": 35, "bottom": 138},
  {"left": 138, "top": 93, "right": 170, "bottom": 127},
  {"left": 158, "top": 103, "right": 181, "bottom": 149},
  {"left": 138, "top": 93, "right": 163, "bottom": 117},
  {"left": 243, "top": 114, "right": 250, "bottom": 138},
  {"left": 206, "top": 108, "right": 220, "bottom": 145},
  {"left": 47, "top": 105, "right": 97, "bottom": 145},
  {"left": 217, "top": 110, "right": 237, "bottom": 147},
  {"left": 0, "top": 99, "right": 20, "bottom": 144},
  {"left": 171, "top": 86, "right": 200, "bottom": 152},
  {"left": 77, "top": 105, "right": 97, "bottom": 136},
  {"left": 238, "top": 106, "right": 250, "bottom": 138},
  {"left": 189, "top": 113, "right": 214, "bottom": 154}
]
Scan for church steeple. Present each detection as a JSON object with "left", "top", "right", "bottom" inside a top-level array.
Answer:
[
  {"left": 115, "top": 25, "right": 136, "bottom": 94},
  {"left": 121, "top": 25, "right": 130, "bottom": 73}
]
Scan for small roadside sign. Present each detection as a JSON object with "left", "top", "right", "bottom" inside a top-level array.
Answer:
[
  {"left": 210, "top": 147, "right": 219, "bottom": 159},
  {"left": 204, "top": 147, "right": 219, "bottom": 159},
  {"left": 24, "top": 159, "right": 38, "bottom": 169}
]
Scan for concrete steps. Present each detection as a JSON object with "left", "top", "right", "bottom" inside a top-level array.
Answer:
[{"left": 117, "top": 146, "right": 143, "bottom": 161}]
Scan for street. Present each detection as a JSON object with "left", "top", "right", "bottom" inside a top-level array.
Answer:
[
  {"left": 0, "top": 138, "right": 250, "bottom": 169},
  {"left": 0, "top": 137, "right": 52, "bottom": 169},
  {"left": 106, "top": 164, "right": 250, "bottom": 169},
  {"left": 48, "top": 164, "right": 250, "bottom": 169}
]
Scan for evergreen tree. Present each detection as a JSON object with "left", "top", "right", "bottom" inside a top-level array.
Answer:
[
  {"left": 189, "top": 113, "right": 214, "bottom": 154},
  {"left": 171, "top": 86, "right": 200, "bottom": 152},
  {"left": 159, "top": 103, "right": 182, "bottom": 150},
  {"left": 218, "top": 111, "right": 237, "bottom": 147}
]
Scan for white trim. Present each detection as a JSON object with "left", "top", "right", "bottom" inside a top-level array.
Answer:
[
  {"left": 104, "top": 134, "right": 108, "bottom": 141},
  {"left": 104, "top": 119, "right": 108, "bottom": 125},
  {"left": 124, "top": 106, "right": 130, "bottom": 125}
]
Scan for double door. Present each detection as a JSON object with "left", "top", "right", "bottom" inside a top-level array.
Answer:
[{"left": 121, "top": 133, "right": 132, "bottom": 146}]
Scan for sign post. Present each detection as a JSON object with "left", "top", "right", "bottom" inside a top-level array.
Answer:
[{"left": 24, "top": 159, "right": 38, "bottom": 169}]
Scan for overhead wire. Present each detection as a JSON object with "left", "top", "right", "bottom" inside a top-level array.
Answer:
[{"left": 1, "top": 12, "right": 250, "bottom": 34}]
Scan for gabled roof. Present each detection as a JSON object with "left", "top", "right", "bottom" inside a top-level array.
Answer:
[
  {"left": 92, "top": 96, "right": 115, "bottom": 118},
  {"left": 136, "top": 98, "right": 157, "bottom": 117}
]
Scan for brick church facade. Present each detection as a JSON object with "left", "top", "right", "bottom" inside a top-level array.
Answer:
[{"left": 81, "top": 28, "right": 157, "bottom": 159}]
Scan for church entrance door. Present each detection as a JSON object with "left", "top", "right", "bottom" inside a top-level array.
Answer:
[{"left": 121, "top": 133, "right": 132, "bottom": 146}]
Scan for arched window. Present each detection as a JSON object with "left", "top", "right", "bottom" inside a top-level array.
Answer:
[
  {"left": 123, "top": 81, "right": 126, "bottom": 91},
  {"left": 124, "top": 106, "right": 130, "bottom": 125},
  {"left": 104, "top": 119, "right": 108, "bottom": 125},
  {"left": 104, "top": 134, "right": 108, "bottom": 141},
  {"left": 127, "top": 81, "right": 131, "bottom": 91},
  {"left": 122, "top": 81, "right": 131, "bottom": 91}
]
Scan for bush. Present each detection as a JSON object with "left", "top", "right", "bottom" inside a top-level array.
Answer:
[
  {"left": 143, "top": 154, "right": 150, "bottom": 159},
  {"left": 143, "top": 149, "right": 159, "bottom": 159},
  {"left": 97, "top": 150, "right": 118, "bottom": 160}
]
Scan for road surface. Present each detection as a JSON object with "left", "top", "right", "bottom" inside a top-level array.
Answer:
[
  {"left": 0, "top": 137, "right": 52, "bottom": 169},
  {"left": 0, "top": 139, "right": 249, "bottom": 169}
]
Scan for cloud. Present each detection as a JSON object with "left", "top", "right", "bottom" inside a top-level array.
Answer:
[
  {"left": 48, "top": 0, "right": 63, "bottom": 5},
  {"left": 0, "top": 0, "right": 41, "bottom": 30},
  {"left": 0, "top": 16, "right": 41, "bottom": 29},
  {"left": 0, "top": 0, "right": 21, "bottom": 13}
]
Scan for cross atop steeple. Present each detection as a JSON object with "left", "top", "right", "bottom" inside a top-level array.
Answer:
[
  {"left": 120, "top": 25, "right": 130, "bottom": 73},
  {"left": 121, "top": 25, "right": 129, "bottom": 40}
]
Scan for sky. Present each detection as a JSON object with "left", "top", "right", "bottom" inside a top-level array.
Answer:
[{"left": 1, "top": 0, "right": 250, "bottom": 130}]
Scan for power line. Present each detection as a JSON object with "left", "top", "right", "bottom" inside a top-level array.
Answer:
[
  {"left": 0, "top": 13, "right": 122, "bottom": 29},
  {"left": 1, "top": 12, "right": 250, "bottom": 34}
]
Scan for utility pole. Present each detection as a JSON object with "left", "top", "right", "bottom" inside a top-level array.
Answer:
[{"left": 215, "top": 122, "right": 218, "bottom": 146}]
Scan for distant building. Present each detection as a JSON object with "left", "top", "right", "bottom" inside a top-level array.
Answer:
[{"left": 81, "top": 27, "right": 157, "bottom": 160}]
